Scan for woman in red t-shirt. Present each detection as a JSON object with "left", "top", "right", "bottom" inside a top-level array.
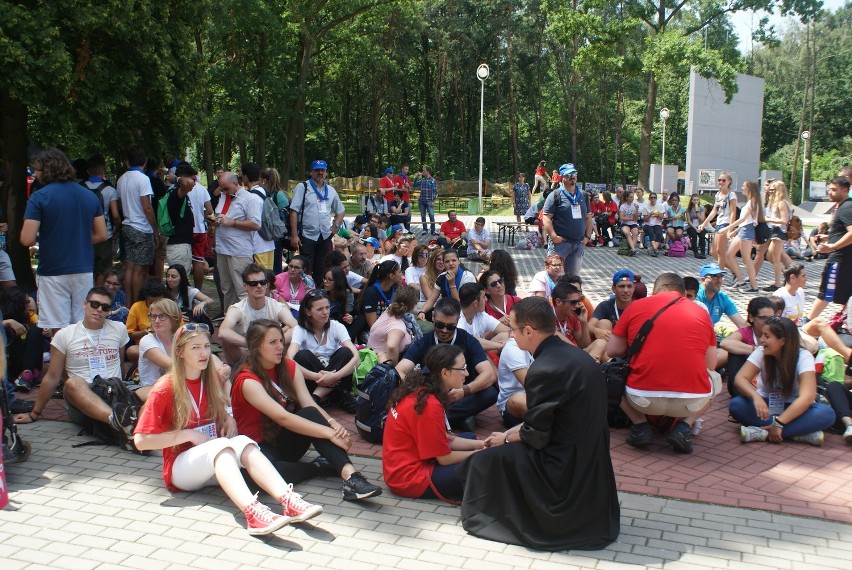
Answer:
[
  {"left": 382, "top": 344, "right": 486, "bottom": 503},
  {"left": 532, "top": 160, "right": 548, "bottom": 195},
  {"left": 231, "top": 319, "right": 382, "bottom": 501},
  {"left": 479, "top": 270, "right": 520, "bottom": 327},
  {"left": 134, "top": 324, "right": 322, "bottom": 536}
]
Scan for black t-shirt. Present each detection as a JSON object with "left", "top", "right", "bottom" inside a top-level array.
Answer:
[
  {"left": 166, "top": 189, "right": 194, "bottom": 245},
  {"left": 361, "top": 283, "right": 395, "bottom": 316},
  {"left": 828, "top": 198, "right": 852, "bottom": 263},
  {"left": 591, "top": 297, "right": 627, "bottom": 327},
  {"left": 401, "top": 329, "right": 488, "bottom": 379}
]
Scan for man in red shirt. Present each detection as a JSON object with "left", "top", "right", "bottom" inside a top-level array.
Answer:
[
  {"left": 606, "top": 272, "right": 720, "bottom": 454},
  {"left": 438, "top": 210, "right": 467, "bottom": 250},
  {"left": 392, "top": 164, "right": 412, "bottom": 203},
  {"left": 381, "top": 167, "right": 396, "bottom": 204}
]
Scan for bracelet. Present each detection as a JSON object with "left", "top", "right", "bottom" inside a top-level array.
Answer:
[
  {"left": 504, "top": 433, "right": 510, "bottom": 445},
  {"left": 462, "top": 385, "right": 471, "bottom": 397},
  {"left": 773, "top": 416, "right": 786, "bottom": 427}
]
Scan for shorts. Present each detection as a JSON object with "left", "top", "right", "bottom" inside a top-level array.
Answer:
[
  {"left": 253, "top": 251, "right": 274, "bottom": 270},
  {"left": 621, "top": 222, "right": 638, "bottom": 230},
  {"left": 770, "top": 226, "right": 788, "bottom": 241},
  {"left": 626, "top": 372, "right": 722, "bottom": 417},
  {"left": 122, "top": 225, "right": 155, "bottom": 265},
  {"left": 93, "top": 237, "right": 114, "bottom": 276},
  {"left": 171, "top": 435, "right": 257, "bottom": 491},
  {"left": 737, "top": 223, "right": 755, "bottom": 241},
  {"left": 192, "top": 233, "right": 212, "bottom": 263},
  {"left": 817, "top": 261, "right": 852, "bottom": 306},
  {"left": 714, "top": 223, "right": 729, "bottom": 233},
  {"left": 166, "top": 243, "right": 192, "bottom": 274},
  {"left": 36, "top": 273, "right": 93, "bottom": 329}
]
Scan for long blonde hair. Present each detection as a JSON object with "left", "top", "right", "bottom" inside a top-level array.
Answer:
[
  {"left": 769, "top": 180, "right": 791, "bottom": 220},
  {"left": 168, "top": 326, "right": 228, "bottom": 433},
  {"left": 423, "top": 248, "right": 444, "bottom": 289}
]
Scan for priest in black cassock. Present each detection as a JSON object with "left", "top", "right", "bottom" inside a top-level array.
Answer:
[{"left": 457, "top": 296, "right": 620, "bottom": 550}]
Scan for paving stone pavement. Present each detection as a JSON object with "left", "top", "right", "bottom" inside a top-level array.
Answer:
[{"left": 5, "top": 420, "right": 852, "bottom": 570}]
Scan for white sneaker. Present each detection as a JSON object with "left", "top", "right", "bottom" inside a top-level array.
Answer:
[
  {"left": 792, "top": 431, "right": 824, "bottom": 447},
  {"left": 844, "top": 425, "right": 852, "bottom": 445},
  {"left": 739, "top": 426, "right": 768, "bottom": 443}
]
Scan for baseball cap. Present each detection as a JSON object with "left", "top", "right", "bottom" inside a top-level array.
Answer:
[
  {"left": 391, "top": 224, "right": 405, "bottom": 234},
  {"left": 699, "top": 263, "right": 726, "bottom": 277},
  {"left": 559, "top": 163, "right": 578, "bottom": 176},
  {"left": 361, "top": 237, "right": 380, "bottom": 249},
  {"left": 310, "top": 160, "right": 328, "bottom": 171},
  {"left": 384, "top": 167, "right": 394, "bottom": 175},
  {"left": 612, "top": 269, "right": 635, "bottom": 285}
]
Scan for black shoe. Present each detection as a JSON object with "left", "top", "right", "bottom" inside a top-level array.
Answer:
[
  {"left": 342, "top": 472, "right": 382, "bottom": 501},
  {"left": 696, "top": 253, "right": 706, "bottom": 259},
  {"left": 461, "top": 415, "right": 477, "bottom": 433},
  {"left": 743, "top": 287, "right": 760, "bottom": 293},
  {"left": 666, "top": 421, "right": 694, "bottom": 454},
  {"left": 761, "top": 285, "right": 780, "bottom": 292},
  {"left": 2, "top": 433, "right": 31, "bottom": 464},
  {"left": 312, "top": 456, "right": 339, "bottom": 477},
  {"left": 10, "top": 398, "right": 34, "bottom": 414},
  {"left": 337, "top": 389, "right": 357, "bottom": 414},
  {"left": 109, "top": 402, "right": 139, "bottom": 436},
  {"left": 626, "top": 422, "right": 653, "bottom": 447},
  {"left": 312, "top": 393, "right": 332, "bottom": 408}
]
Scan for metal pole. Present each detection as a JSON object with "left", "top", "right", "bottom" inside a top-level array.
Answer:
[
  {"left": 478, "top": 78, "right": 485, "bottom": 215},
  {"left": 660, "top": 118, "right": 666, "bottom": 197}
]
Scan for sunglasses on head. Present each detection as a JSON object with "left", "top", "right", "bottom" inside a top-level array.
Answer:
[
  {"left": 305, "top": 289, "right": 327, "bottom": 298},
  {"left": 176, "top": 323, "right": 210, "bottom": 340},
  {"left": 488, "top": 278, "right": 504, "bottom": 288},
  {"left": 433, "top": 321, "right": 457, "bottom": 331},
  {"left": 244, "top": 279, "right": 268, "bottom": 287},
  {"left": 86, "top": 300, "right": 111, "bottom": 312}
]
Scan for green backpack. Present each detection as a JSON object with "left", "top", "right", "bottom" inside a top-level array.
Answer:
[
  {"left": 817, "top": 348, "right": 845, "bottom": 383},
  {"left": 157, "top": 190, "right": 187, "bottom": 237}
]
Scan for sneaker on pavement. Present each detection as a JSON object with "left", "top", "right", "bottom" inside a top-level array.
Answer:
[
  {"left": 336, "top": 389, "right": 357, "bottom": 414},
  {"left": 244, "top": 497, "right": 291, "bottom": 535},
  {"left": 342, "top": 472, "right": 382, "bottom": 501},
  {"left": 280, "top": 483, "right": 323, "bottom": 523},
  {"left": 9, "top": 398, "right": 34, "bottom": 414},
  {"left": 844, "top": 425, "right": 852, "bottom": 445},
  {"left": 625, "top": 422, "right": 653, "bottom": 447},
  {"left": 739, "top": 425, "right": 768, "bottom": 443},
  {"left": 666, "top": 421, "right": 694, "bottom": 454},
  {"left": 792, "top": 431, "right": 824, "bottom": 447},
  {"left": 743, "top": 287, "right": 760, "bottom": 293},
  {"left": 109, "top": 402, "right": 139, "bottom": 436},
  {"left": 761, "top": 284, "right": 780, "bottom": 292}
]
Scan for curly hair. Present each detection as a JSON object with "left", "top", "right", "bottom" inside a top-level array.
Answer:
[
  {"left": 387, "top": 344, "right": 460, "bottom": 414},
  {"left": 487, "top": 250, "right": 518, "bottom": 295},
  {"left": 31, "top": 148, "right": 76, "bottom": 184}
]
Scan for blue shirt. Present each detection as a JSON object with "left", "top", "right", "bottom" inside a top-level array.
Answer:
[
  {"left": 24, "top": 181, "right": 103, "bottom": 276},
  {"left": 696, "top": 286, "right": 738, "bottom": 324},
  {"left": 401, "top": 328, "right": 487, "bottom": 378},
  {"left": 543, "top": 186, "right": 588, "bottom": 242},
  {"left": 415, "top": 177, "right": 438, "bottom": 202}
]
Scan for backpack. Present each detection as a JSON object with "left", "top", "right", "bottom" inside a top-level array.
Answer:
[
  {"left": 354, "top": 361, "right": 400, "bottom": 443},
  {"left": 617, "top": 238, "right": 631, "bottom": 256},
  {"left": 249, "top": 188, "right": 288, "bottom": 241},
  {"left": 75, "top": 375, "right": 142, "bottom": 451},
  {"left": 667, "top": 237, "right": 688, "bottom": 257},
  {"left": 89, "top": 180, "right": 112, "bottom": 215},
  {"left": 600, "top": 358, "right": 631, "bottom": 428},
  {"left": 157, "top": 190, "right": 187, "bottom": 237}
]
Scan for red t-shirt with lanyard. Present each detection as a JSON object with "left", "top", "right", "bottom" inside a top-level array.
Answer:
[
  {"left": 135, "top": 376, "right": 214, "bottom": 492},
  {"left": 230, "top": 359, "right": 298, "bottom": 443}
]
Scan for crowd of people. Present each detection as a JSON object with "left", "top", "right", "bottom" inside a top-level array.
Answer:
[{"left": 2, "top": 147, "right": 851, "bottom": 551}]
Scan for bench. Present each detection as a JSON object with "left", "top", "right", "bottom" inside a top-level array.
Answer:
[{"left": 494, "top": 221, "right": 530, "bottom": 247}]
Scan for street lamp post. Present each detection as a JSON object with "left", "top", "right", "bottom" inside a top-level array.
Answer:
[
  {"left": 659, "top": 108, "right": 670, "bottom": 197},
  {"left": 477, "top": 64, "right": 490, "bottom": 214},
  {"left": 801, "top": 130, "right": 810, "bottom": 201}
]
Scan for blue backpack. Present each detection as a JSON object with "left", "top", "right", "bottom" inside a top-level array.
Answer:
[{"left": 354, "top": 361, "right": 400, "bottom": 443}]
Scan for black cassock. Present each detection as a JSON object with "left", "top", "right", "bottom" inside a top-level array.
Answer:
[{"left": 458, "top": 335, "right": 620, "bottom": 550}]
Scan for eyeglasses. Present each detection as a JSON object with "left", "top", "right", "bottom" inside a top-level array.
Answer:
[
  {"left": 487, "top": 279, "right": 504, "bottom": 288},
  {"left": 649, "top": 195, "right": 657, "bottom": 199},
  {"left": 288, "top": 265, "right": 303, "bottom": 271},
  {"left": 104, "top": 281, "right": 121, "bottom": 287},
  {"left": 557, "top": 298, "right": 582, "bottom": 305},
  {"left": 447, "top": 366, "right": 468, "bottom": 372},
  {"left": 244, "top": 279, "right": 268, "bottom": 287},
  {"left": 752, "top": 315, "right": 771, "bottom": 322},
  {"left": 148, "top": 313, "right": 170, "bottom": 322},
  {"left": 419, "top": 253, "right": 430, "bottom": 258},
  {"left": 433, "top": 321, "right": 457, "bottom": 331},
  {"left": 87, "top": 300, "right": 111, "bottom": 312}
]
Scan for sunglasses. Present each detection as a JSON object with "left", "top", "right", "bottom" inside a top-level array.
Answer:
[
  {"left": 87, "top": 300, "right": 111, "bottom": 312},
  {"left": 557, "top": 298, "right": 582, "bottom": 305},
  {"left": 433, "top": 321, "right": 457, "bottom": 332},
  {"left": 447, "top": 366, "right": 468, "bottom": 372},
  {"left": 305, "top": 289, "right": 328, "bottom": 298},
  {"left": 488, "top": 279, "right": 504, "bottom": 288},
  {"left": 179, "top": 323, "right": 210, "bottom": 335},
  {"left": 148, "top": 313, "right": 170, "bottom": 322},
  {"left": 244, "top": 279, "right": 268, "bottom": 287}
]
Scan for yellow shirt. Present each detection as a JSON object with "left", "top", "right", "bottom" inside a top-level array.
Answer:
[{"left": 126, "top": 301, "right": 151, "bottom": 334}]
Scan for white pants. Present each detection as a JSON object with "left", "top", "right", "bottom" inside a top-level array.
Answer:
[{"left": 171, "top": 435, "right": 257, "bottom": 491}]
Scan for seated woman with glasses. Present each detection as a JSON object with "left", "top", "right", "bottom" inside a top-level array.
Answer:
[
  {"left": 729, "top": 316, "right": 835, "bottom": 446},
  {"left": 405, "top": 244, "right": 430, "bottom": 301},
  {"left": 367, "top": 285, "right": 420, "bottom": 365},
  {"left": 286, "top": 290, "right": 360, "bottom": 414},
  {"left": 125, "top": 279, "right": 169, "bottom": 363},
  {"left": 383, "top": 344, "right": 486, "bottom": 503},
  {"left": 273, "top": 255, "right": 315, "bottom": 318},
  {"left": 719, "top": 296, "right": 775, "bottom": 397},
  {"left": 134, "top": 323, "right": 323, "bottom": 536},
  {"left": 418, "top": 250, "right": 476, "bottom": 321},
  {"left": 322, "top": 266, "right": 362, "bottom": 341},
  {"left": 479, "top": 270, "right": 520, "bottom": 328},
  {"left": 528, "top": 255, "right": 564, "bottom": 298},
  {"left": 231, "top": 320, "right": 382, "bottom": 501}
]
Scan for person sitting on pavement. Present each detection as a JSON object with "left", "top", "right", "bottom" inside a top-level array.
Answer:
[
  {"left": 286, "top": 290, "right": 359, "bottom": 413},
  {"left": 272, "top": 255, "right": 316, "bottom": 317},
  {"left": 383, "top": 344, "right": 487, "bottom": 503},
  {"left": 496, "top": 336, "right": 534, "bottom": 429},
  {"left": 367, "top": 285, "right": 419, "bottom": 365},
  {"left": 773, "top": 263, "right": 807, "bottom": 325},
  {"left": 404, "top": 244, "right": 429, "bottom": 301},
  {"left": 485, "top": 249, "right": 520, "bottom": 296},
  {"left": 458, "top": 283, "right": 510, "bottom": 353},
  {"left": 719, "top": 296, "right": 776, "bottom": 395},
  {"left": 528, "top": 254, "right": 564, "bottom": 299},
  {"left": 360, "top": 259, "right": 403, "bottom": 329},
  {"left": 397, "top": 297, "right": 497, "bottom": 433},
  {"left": 802, "top": 316, "right": 852, "bottom": 442},
  {"left": 551, "top": 280, "right": 607, "bottom": 363},
  {"left": 466, "top": 216, "right": 492, "bottom": 263},
  {"left": 695, "top": 263, "right": 747, "bottom": 328},
  {"left": 618, "top": 190, "right": 640, "bottom": 255},
  {"left": 125, "top": 280, "right": 168, "bottom": 361},
  {"left": 134, "top": 323, "right": 322, "bottom": 536},
  {"left": 103, "top": 269, "right": 129, "bottom": 323},
  {"left": 164, "top": 264, "right": 214, "bottom": 324},
  {"left": 219, "top": 264, "right": 298, "bottom": 365},
  {"left": 479, "top": 270, "right": 520, "bottom": 327},
  {"left": 559, "top": 274, "right": 595, "bottom": 317},
  {"left": 325, "top": 250, "right": 367, "bottom": 294},
  {"left": 322, "top": 266, "right": 363, "bottom": 342},
  {"left": 16, "top": 287, "right": 133, "bottom": 439},
  {"left": 349, "top": 242, "right": 375, "bottom": 287},
  {"left": 683, "top": 276, "right": 705, "bottom": 308},
  {"left": 418, "top": 248, "right": 445, "bottom": 310},
  {"left": 607, "top": 273, "right": 720, "bottom": 454},
  {"left": 731, "top": 317, "right": 835, "bottom": 446},
  {"left": 589, "top": 269, "right": 635, "bottom": 342},
  {"left": 230, "top": 319, "right": 382, "bottom": 501},
  {"left": 418, "top": 250, "right": 476, "bottom": 319},
  {"left": 437, "top": 210, "right": 467, "bottom": 251}
]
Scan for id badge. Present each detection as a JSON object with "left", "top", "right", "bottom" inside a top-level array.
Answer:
[
  {"left": 318, "top": 200, "right": 329, "bottom": 215},
  {"left": 193, "top": 423, "right": 218, "bottom": 439},
  {"left": 768, "top": 392, "right": 784, "bottom": 416},
  {"left": 88, "top": 355, "right": 108, "bottom": 378},
  {"left": 571, "top": 204, "right": 582, "bottom": 219}
]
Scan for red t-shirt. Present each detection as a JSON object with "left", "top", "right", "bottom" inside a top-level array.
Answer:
[
  {"left": 535, "top": 166, "right": 546, "bottom": 177},
  {"left": 439, "top": 220, "right": 466, "bottom": 241},
  {"left": 592, "top": 200, "right": 618, "bottom": 224},
  {"left": 382, "top": 391, "right": 451, "bottom": 498},
  {"left": 556, "top": 313, "right": 582, "bottom": 346},
  {"left": 134, "top": 376, "right": 213, "bottom": 492},
  {"left": 381, "top": 176, "right": 397, "bottom": 203},
  {"left": 230, "top": 359, "right": 298, "bottom": 443},
  {"left": 392, "top": 175, "right": 411, "bottom": 203},
  {"left": 484, "top": 294, "right": 520, "bottom": 321},
  {"left": 613, "top": 292, "right": 716, "bottom": 395}
]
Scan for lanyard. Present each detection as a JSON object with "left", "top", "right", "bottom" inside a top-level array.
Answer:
[
  {"left": 434, "top": 331, "right": 458, "bottom": 345},
  {"left": 489, "top": 297, "right": 508, "bottom": 317},
  {"left": 187, "top": 381, "right": 204, "bottom": 421},
  {"left": 561, "top": 188, "right": 580, "bottom": 206},
  {"left": 374, "top": 282, "right": 395, "bottom": 305},
  {"left": 614, "top": 301, "right": 620, "bottom": 321},
  {"left": 81, "top": 324, "right": 103, "bottom": 352},
  {"left": 129, "top": 166, "right": 144, "bottom": 174},
  {"left": 308, "top": 179, "right": 329, "bottom": 201}
]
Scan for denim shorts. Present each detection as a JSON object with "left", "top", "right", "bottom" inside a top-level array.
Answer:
[
  {"left": 771, "top": 226, "right": 788, "bottom": 241},
  {"left": 737, "top": 223, "right": 755, "bottom": 241},
  {"left": 714, "top": 223, "right": 729, "bottom": 233}
]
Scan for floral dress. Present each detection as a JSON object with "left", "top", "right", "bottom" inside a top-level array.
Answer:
[{"left": 513, "top": 182, "right": 531, "bottom": 215}]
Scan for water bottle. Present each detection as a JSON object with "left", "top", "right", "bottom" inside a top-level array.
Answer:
[
  {"left": 0, "top": 231, "right": 6, "bottom": 251},
  {"left": 301, "top": 272, "right": 315, "bottom": 290}
]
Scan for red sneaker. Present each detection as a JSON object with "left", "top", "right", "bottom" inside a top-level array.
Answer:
[
  {"left": 244, "top": 498, "right": 291, "bottom": 535},
  {"left": 280, "top": 484, "right": 323, "bottom": 523}
]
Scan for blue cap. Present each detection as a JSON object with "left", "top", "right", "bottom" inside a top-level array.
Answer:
[
  {"left": 612, "top": 269, "right": 635, "bottom": 285},
  {"left": 310, "top": 160, "right": 328, "bottom": 171},
  {"left": 384, "top": 167, "right": 394, "bottom": 175},
  {"left": 559, "top": 163, "right": 578, "bottom": 176},
  {"left": 391, "top": 224, "right": 405, "bottom": 233},
  {"left": 362, "top": 237, "right": 380, "bottom": 249},
  {"left": 699, "top": 263, "right": 726, "bottom": 277}
]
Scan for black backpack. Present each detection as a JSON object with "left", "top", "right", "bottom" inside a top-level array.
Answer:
[
  {"left": 354, "top": 361, "right": 400, "bottom": 443},
  {"left": 88, "top": 180, "right": 112, "bottom": 217},
  {"left": 74, "top": 375, "right": 142, "bottom": 451}
]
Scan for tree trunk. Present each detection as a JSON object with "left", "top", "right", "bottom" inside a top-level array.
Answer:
[
  {"left": 638, "top": 71, "right": 657, "bottom": 190},
  {"left": 506, "top": 8, "right": 519, "bottom": 178},
  {"left": 284, "top": 33, "right": 314, "bottom": 180}
]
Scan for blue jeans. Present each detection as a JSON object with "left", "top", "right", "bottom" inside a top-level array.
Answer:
[
  {"left": 446, "top": 385, "right": 498, "bottom": 427},
  {"left": 419, "top": 200, "right": 435, "bottom": 233},
  {"left": 729, "top": 395, "right": 835, "bottom": 437},
  {"left": 548, "top": 239, "right": 584, "bottom": 277}
]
